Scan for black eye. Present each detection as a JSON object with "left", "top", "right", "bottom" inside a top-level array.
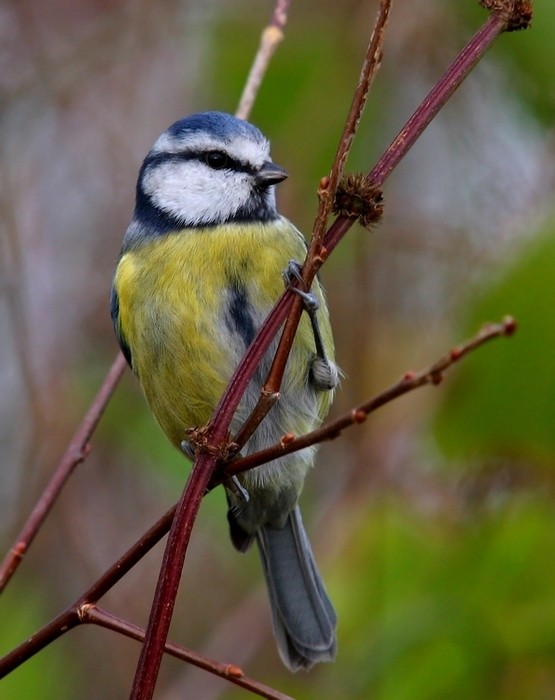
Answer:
[{"left": 204, "top": 151, "right": 229, "bottom": 169}]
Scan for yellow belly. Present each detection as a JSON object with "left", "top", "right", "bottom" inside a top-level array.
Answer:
[{"left": 113, "top": 219, "right": 333, "bottom": 451}]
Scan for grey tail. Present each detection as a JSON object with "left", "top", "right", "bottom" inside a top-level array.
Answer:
[{"left": 256, "top": 506, "right": 337, "bottom": 671}]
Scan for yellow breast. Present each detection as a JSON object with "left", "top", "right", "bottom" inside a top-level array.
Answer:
[{"left": 113, "top": 219, "right": 319, "bottom": 447}]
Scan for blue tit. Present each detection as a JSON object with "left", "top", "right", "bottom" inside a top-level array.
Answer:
[{"left": 110, "top": 112, "right": 339, "bottom": 671}]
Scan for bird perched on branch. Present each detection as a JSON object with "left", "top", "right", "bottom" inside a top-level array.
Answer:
[{"left": 111, "top": 111, "right": 339, "bottom": 671}]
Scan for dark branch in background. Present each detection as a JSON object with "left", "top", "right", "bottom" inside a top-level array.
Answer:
[
  {"left": 0, "top": 1, "right": 532, "bottom": 698},
  {"left": 0, "top": 352, "right": 127, "bottom": 592},
  {"left": 323, "top": 0, "right": 532, "bottom": 258}
]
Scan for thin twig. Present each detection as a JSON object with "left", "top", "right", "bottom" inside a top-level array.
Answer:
[
  {"left": 130, "top": 455, "right": 212, "bottom": 699},
  {"left": 204, "top": 0, "right": 518, "bottom": 462},
  {"left": 130, "top": 15, "right": 526, "bottom": 695},
  {"left": 222, "top": 318, "right": 517, "bottom": 479},
  {"left": 0, "top": 352, "right": 127, "bottom": 593},
  {"left": 0, "top": 504, "right": 177, "bottom": 678},
  {"left": 311, "top": 0, "right": 392, "bottom": 248},
  {"left": 86, "top": 607, "right": 294, "bottom": 700},
  {"left": 323, "top": 6, "right": 528, "bottom": 257},
  {"left": 0, "top": 531, "right": 294, "bottom": 699},
  {"left": 227, "top": 0, "right": 393, "bottom": 458},
  {"left": 236, "top": 0, "right": 292, "bottom": 121}
]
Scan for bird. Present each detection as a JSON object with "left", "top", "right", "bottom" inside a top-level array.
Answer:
[{"left": 110, "top": 111, "right": 339, "bottom": 671}]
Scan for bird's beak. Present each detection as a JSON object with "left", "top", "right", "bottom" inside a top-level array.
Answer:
[{"left": 254, "top": 161, "right": 288, "bottom": 188}]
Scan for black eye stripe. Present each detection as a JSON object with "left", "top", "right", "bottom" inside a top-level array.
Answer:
[{"left": 143, "top": 150, "right": 256, "bottom": 176}]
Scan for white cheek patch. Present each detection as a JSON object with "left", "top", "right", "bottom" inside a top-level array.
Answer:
[{"left": 142, "top": 160, "right": 254, "bottom": 225}]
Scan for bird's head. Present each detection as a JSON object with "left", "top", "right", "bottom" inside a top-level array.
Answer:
[{"left": 134, "top": 111, "right": 288, "bottom": 231}]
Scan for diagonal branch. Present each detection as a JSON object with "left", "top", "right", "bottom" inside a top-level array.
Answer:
[
  {"left": 231, "top": 0, "right": 393, "bottom": 453},
  {"left": 0, "top": 352, "right": 127, "bottom": 593},
  {"left": 323, "top": 2, "right": 532, "bottom": 257},
  {"left": 86, "top": 607, "right": 294, "bottom": 700},
  {"left": 222, "top": 318, "right": 517, "bottom": 479},
  {"left": 205, "top": 0, "right": 529, "bottom": 463}
]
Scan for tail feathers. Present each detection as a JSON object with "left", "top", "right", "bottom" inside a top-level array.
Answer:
[{"left": 256, "top": 506, "right": 337, "bottom": 671}]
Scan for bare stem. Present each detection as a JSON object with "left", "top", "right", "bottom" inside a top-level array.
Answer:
[
  {"left": 0, "top": 505, "right": 176, "bottom": 677},
  {"left": 236, "top": 0, "right": 292, "bottom": 121},
  {"left": 0, "top": 608, "right": 80, "bottom": 677},
  {"left": 129, "top": 454, "right": 224, "bottom": 699},
  {"left": 0, "top": 352, "right": 127, "bottom": 593},
  {"left": 222, "top": 318, "right": 517, "bottom": 478},
  {"left": 323, "top": 8, "right": 519, "bottom": 256},
  {"left": 226, "top": 0, "right": 393, "bottom": 457},
  {"left": 311, "top": 0, "right": 392, "bottom": 245},
  {"left": 86, "top": 607, "right": 294, "bottom": 700}
]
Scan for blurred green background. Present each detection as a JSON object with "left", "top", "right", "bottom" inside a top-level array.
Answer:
[{"left": 1, "top": 1, "right": 555, "bottom": 698}]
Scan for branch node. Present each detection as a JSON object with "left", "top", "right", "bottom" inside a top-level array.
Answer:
[
  {"left": 262, "top": 389, "right": 281, "bottom": 402},
  {"left": 314, "top": 246, "right": 329, "bottom": 266},
  {"left": 431, "top": 372, "right": 444, "bottom": 386},
  {"left": 78, "top": 602, "right": 95, "bottom": 622},
  {"left": 225, "top": 664, "right": 245, "bottom": 679},
  {"left": 479, "top": 0, "right": 533, "bottom": 31},
  {"left": 280, "top": 432, "right": 296, "bottom": 446},
  {"left": 262, "top": 24, "right": 284, "bottom": 45},
  {"left": 186, "top": 427, "right": 235, "bottom": 462},
  {"left": 351, "top": 408, "right": 367, "bottom": 424},
  {"left": 502, "top": 315, "right": 517, "bottom": 335},
  {"left": 11, "top": 542, "right": 27, "bottom": 559},
  {"left": 332, "top": 174, "right": 384, "bottom": 229},
  {"left": 318, "top": 176, "right": 331, "bottom": 199}
]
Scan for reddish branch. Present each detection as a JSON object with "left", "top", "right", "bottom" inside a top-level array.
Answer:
[
  {"left": 223, "top": 318, "right": 517, "bottom": 479},
  {"left": 0, "top": 317, "right": 516, "bottom": 687},
  {"left": 130, "top": 4, "right": 393, "bottom": 697},
  {"left": 86, "top": 607, "right": 294, "bottom": 700},
  {"left": 0, "top": 352, "right": 127, "bottom": 592},
  {"left": 228, "top": 0, "right": 392, "bottom": 460}
]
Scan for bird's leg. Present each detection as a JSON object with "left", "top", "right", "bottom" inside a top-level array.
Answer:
[
  {"left": 227, "top": 475, "right": 250, "bottom": 502},
  {"left": 283, "top": 261, "right": 339, "bottom": 391}
]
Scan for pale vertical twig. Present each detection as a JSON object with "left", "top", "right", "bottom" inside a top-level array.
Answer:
[{"left": 235, "top": 0, "right": 292, "bottom": 121}]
